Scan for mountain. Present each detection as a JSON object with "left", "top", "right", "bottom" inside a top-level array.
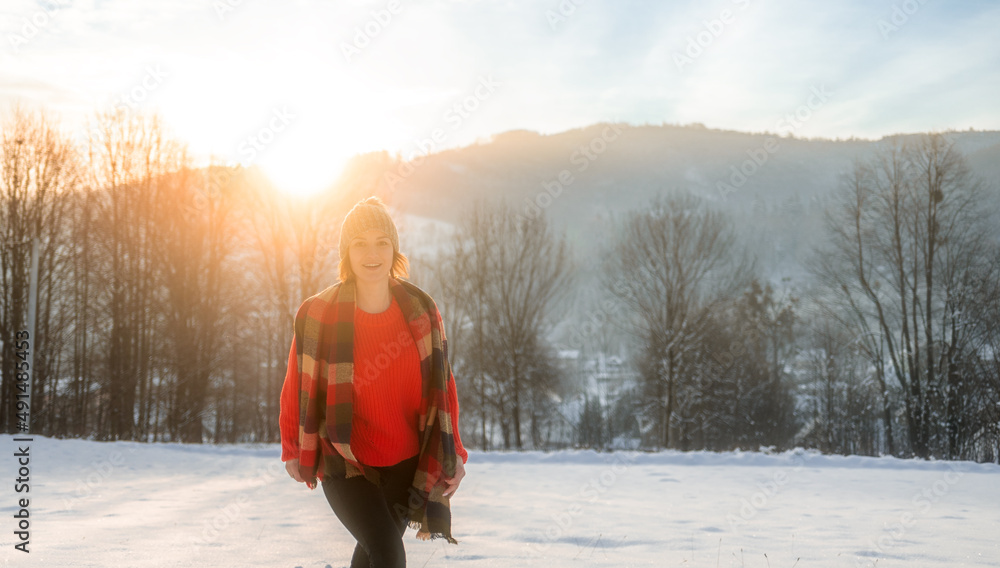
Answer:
[
  {"left": 369, "top": 124, "right": 1000, "bottom": 355},
  {"left": 385, "top": 123, "right": 1000, "bottom": 280}
]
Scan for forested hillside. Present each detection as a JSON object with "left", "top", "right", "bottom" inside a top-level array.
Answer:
[{"left": 3, "top": 110, "right": 998, "bottom": 462}]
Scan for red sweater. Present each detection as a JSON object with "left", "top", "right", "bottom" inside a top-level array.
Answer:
[{"left": 279, "top": 294, "right": 468, "bottom": 467}]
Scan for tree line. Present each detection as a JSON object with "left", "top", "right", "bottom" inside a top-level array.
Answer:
[
  {"left": 0, "top": 106, "right": 372, "bottom": 442},
  {"left": 1, "top": 105, "right": 998, "bottom": 462}
]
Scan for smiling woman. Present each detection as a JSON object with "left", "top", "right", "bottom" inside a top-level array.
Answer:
[
  {"left": 279, "top": 195, "right": 469, "bottom": 567},
  {"left": 348, "top": 230, "right": 396, "bottom": 291}
]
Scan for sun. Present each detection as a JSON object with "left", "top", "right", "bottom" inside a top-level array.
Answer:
[
  {"left": 233, "top": 105, "right": 362, "bottom": 198},
  {"left": 148, "top": 47, "right": 419, "bottom": 199},
  {"left": 255, "top": 140, "right": 351, "bottom": 199},
  {"left": 221, "top": 94, "right": 399, "bottom": 199}
]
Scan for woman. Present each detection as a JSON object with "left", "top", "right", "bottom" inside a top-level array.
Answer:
[{"left": 279, "top": 196, "right": 468, "bottom": 568}]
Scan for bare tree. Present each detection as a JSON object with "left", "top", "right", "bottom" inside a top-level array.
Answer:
[
  {"left": 814, "top": 133, "right": 997, "bottom": 458},
  {"left": 148, "top": 160, "right": 247, "bottom": 443},
  {"left": 602, "top": 191, "right": 753, "bottom": 449},
  {"left": 435, "top": 199, "right": 573, "bottom": 449},
  {"left": 84, "top": 109, "right": 183, "bottom": 440},
  {"left": 797, "top": 321, "right": 883, "bottom": 455},
  {"left": 432, "top": 201, "right": 494, "bottom": 450},
  {"left": 0, "top": 105, "right": 77, "bottom": 434},
  {"left": 947, "top": 244, "right": 1000, "bottom": 460}
]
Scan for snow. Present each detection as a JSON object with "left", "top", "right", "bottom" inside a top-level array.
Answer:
[{"left": 2, "top": 435, "right": 999, "bottom": 567}]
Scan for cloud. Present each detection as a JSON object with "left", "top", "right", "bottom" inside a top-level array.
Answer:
[{"left": 1, "top": 0, "right": 997, "bottom": 171}]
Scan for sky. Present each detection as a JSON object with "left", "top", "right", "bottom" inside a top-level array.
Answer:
[{"left": 2, "top": 0, "right": 999, "bottom": 196}]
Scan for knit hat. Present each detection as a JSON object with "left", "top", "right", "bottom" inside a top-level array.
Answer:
[{"left": 338, "top": 196, "right": 399, "bottom": 261}]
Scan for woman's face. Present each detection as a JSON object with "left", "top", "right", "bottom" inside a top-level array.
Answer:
[{"left": 348, "top": 228, "right": 394, "bottom": 285}]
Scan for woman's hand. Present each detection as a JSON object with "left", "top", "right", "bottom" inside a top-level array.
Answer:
[
  {"left": 442, "top": 459, "right": 465, "bottom": 498},
  {"left": 284, "top": 458, "right": 316, "bottom": 489}
]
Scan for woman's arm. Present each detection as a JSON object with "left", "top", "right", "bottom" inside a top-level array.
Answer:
[
  {"left": 435, "top": 303, "right": 468, "bottom": 465},
  {"left": 447, "top": 368, "right": 469, "bottom": 464},
  {"left": 442, "top": 366, "right": 468, "bottom": 498},
  {"left": 278, "top": 337, "right": 300, "bottom": 462},
  {"left": 280, "top": 336, "right": 317, "bottom": 488}
]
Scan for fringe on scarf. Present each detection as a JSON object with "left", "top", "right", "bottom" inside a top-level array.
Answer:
[{"left": 407, "top": 519, "right": 459, "bottom": 545}]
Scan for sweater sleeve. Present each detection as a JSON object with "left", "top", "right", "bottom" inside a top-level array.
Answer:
[
  {"left": 437, "top": 304, "right": 468, "bottom": 465},
  {"left": 279, "top": 337, "right": 300, "bottom": 462},
  {"left": 448, "top": 369, "right": 469, "bottom": 464}
]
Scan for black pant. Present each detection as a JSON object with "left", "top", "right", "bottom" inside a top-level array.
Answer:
[{"left": 321, "top": 455, "right": 420, "bottom": 568}]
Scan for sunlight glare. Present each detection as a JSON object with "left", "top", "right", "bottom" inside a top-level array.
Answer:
[{"left": 256, "top": 137, "right": 351, "bottom": 199}]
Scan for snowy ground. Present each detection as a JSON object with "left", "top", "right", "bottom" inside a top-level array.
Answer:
[{"left": 1, "top": 435, "right": 999, "bottom": 568}]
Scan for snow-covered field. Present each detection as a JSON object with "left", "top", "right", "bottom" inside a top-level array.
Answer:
[{"left": 2, "top": 435, "right": 998, "bottom": 568}]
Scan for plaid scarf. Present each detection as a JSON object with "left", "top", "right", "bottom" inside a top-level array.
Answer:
[{"left": 293, "top": 276, "right": 459, "bottom": 543}]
